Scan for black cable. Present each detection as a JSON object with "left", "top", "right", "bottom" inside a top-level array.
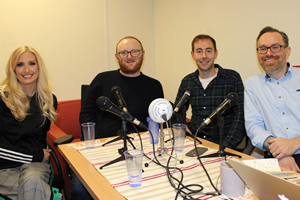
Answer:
[
  {"left": 165, "top": 122, "right": 205, "bottom": 199},
  {"left": 131, "top": 121, "right": 218, "bottom": 199},
  {"left": 193, "top": 126, "right": 221, "bottom": 195}
]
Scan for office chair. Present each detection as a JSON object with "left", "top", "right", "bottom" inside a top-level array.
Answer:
[
  {"left": 242, "top": 138, "right": 256, "bottom": 155},
  {"left": 81, "top": 84, "right": 89, "bottom": 108},
  {"left": 48, "top": 143, "right": 67, "bottom": 199}
]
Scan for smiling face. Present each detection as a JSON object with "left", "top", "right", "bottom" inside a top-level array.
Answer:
[
  {"left": 14, "top": 51, "right": 39, "bottom": 93},
  {"left": 191, "top": 39, "right": 218, "bottom": 78},
  {"left": 257, "top": 32, "right": 291, "bottom": 79},
  {"left": 115, "top": 38, "right": 145, "bottom": 77}
]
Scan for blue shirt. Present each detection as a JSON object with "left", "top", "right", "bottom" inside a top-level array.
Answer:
[{"left": 245, "top": 63, "right": 300, "bottom": 153}]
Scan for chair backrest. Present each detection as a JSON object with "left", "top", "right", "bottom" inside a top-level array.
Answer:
[
  {"left": 81, "top": 84, "right": 89, "bottom": 107},
  {"left": 55, "top": 99, "right": 81, "bottom": 139}
]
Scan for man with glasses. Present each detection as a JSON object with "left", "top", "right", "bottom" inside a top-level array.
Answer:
[
  {"left": 245, "top": 26, "right": 300, "bottom": 172},
  {"left": 80, "top": 36, "right": 163, "bottom": 139},
  {"left": 72, "top": 36, "right": 164, "bottom": 200}
]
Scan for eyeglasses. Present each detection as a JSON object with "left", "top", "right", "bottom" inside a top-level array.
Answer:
[
  {"left": 257, "top": 44, "right": 286, "bottom": 54},
  {"left": 118, "top": 49, "right": 141, "bottom": 58}
]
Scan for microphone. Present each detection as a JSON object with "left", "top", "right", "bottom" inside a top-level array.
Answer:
[
  {"left": 148, "top": 98, "right": 173, "bottom": 123},
  {"left": 173, "top": 89, "right": 191, "bottom": 113},
  {"left": 197, "top": 92, "right": 239, "bottom": 130},
  {"left": 96, "top": 96, "right": 148, "bottom": 130},
  {"left": 111, "top": 86, "right": 127, "bottom": 111}
]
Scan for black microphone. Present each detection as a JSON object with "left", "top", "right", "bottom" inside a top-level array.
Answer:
[
  {"left": 111, "top": 86, "right": 127, "bottom": 111},
  {"left": 96, "top": 96, "right": 148, "bottom": 130},
  {"left": 173, "top": 89, "right": 191, "bottom": 113},
  {"left": 197, "top": 92, "right": 239, "bottom": 130}
]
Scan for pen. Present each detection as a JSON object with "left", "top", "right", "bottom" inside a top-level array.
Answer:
[{"left": 284, "top": 176, "right": 297, "bottom": 180}]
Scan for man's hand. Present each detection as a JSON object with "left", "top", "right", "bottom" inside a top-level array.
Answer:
[
  {"left": 186, "top": 127, "right": 192, "bottom": 135},
  {"left": 278, "top": 156, "right": 300, "bottom": 172},
  {"left": 42, "top": 149, "right": 51, "bottom": 163},
  {"left": 268, "top": 137, "right": 299, "bottom": 159}
]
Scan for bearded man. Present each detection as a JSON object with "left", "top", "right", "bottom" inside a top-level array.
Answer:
[
  {"left": 245, "top": 26, "right": 300, "bottom": 172},
  {"left": 80, "top": 36, "right": 164, "bottom": 138},
  {"left": 72, "top": 36, "right": 164, "bottom": 200}
]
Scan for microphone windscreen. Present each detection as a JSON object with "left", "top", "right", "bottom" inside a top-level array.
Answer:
[
  {"left": 148, "top": 98, "right": 173, "bottom": 123},
  {"left": 226, "top": 92, "right": 239, "bottom": 106},
  {"left": 96, "top": 96, "right": 111, "bottom": 111},
  {"left": 111, "top": 86, "right": 120, "bottom": 94}
]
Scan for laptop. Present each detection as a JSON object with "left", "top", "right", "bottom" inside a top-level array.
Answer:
[{"left": 228, "top": 159, "right": 300, "bottom": 200}]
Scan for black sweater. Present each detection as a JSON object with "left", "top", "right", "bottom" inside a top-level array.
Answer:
[
  {"left": 0, "top": 93, "right": 57, "bottom": 169},
  {"left": 80, "top": 70, "right": 164, "bottom": 138}
]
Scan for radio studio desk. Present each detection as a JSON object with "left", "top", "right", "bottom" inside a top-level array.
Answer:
[{"left": 58, "top": 131, "right": 255, "bottom": 200}]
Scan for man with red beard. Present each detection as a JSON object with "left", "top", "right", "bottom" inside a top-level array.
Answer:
[
  {"left": 80, "top": 36, "right": 163, "bottom": 138},
  {"left": 173, "top": 34, "right": 245, "bottom": 150},
  {"left": 72, "top": 36, "right": 164, "bottom": 200},
  {"left": 245, "top": 26, "right": 300, "bottom": 172}
]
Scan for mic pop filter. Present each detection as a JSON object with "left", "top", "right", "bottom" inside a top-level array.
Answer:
[{"left": 148, "top": 98, "right": 173, "bottom": 123}]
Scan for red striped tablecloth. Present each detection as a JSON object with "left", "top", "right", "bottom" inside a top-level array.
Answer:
[{"left": 72, "top": 132, "right": 254, "bottom": 200}]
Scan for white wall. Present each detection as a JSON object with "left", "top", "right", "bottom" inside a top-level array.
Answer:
[
  {"left": 0, "top": 0, "right": 155, "bottom": 101},
  {"left": 155, "top": 0, "right": 300, "bottom": 102},
  {"left": 1, "top": 0, "right": 300, "bottom": 102},
  {"left": 0, "top": 0, "right": 107, "bottom": 100}
]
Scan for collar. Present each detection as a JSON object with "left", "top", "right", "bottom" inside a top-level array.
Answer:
[
  {"left": 118, "top": 69, "right": 143, "bottom": 78},
  {"left": 192, "top": 64, "right": 224, "bottom": 81}
]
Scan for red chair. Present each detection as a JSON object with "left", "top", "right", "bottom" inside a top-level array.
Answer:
[{"left": 47, "top": 99, "right": 81, "bottom": 200}]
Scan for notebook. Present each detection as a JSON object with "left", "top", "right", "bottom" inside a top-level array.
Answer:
[{"left": 227, "top": 159, "right": 300, "bottom": 200}]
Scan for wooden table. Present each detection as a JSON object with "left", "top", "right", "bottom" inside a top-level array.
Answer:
[{"left": 58, "top": 134, "right": 255, "bottom": 200}]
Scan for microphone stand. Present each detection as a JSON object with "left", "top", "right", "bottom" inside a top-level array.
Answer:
[
  {"left": 100, "top": 119, "right": 133, "bottom": 169},
  {"left": 101, "top": 130, "right": 135, "bottom": 148},
  {"left": 199, "top": 114, "right": 241, "bottom": 159},
  {"left": 102, "top": 107, "right": 135, "bottom": 148},
  {"left": 145, "top": 123, "right": 184, "bottom": 167}
]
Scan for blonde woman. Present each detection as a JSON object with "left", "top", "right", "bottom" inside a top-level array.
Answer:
[{"left": 0, "top": 46, "right": 58, "bottom": 200}]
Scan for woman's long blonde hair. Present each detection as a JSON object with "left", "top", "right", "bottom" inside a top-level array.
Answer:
[{"left": 0, "top": 46, "right": 57, "bottom": 123}]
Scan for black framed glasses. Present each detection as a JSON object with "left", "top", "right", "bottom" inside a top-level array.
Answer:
[
  {"left": 257, "top": 44, "right": 287, "bottom": 54},
  {"left": 118, "top": 49, "right": 141, "bottom": 58}
]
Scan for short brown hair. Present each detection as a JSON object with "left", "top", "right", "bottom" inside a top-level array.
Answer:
[
  {"left": 256, "top": 26, "right": 289, "bottom": 46},
  {"left": 191, "top": 34, "right": 217, "bottom": 52}
]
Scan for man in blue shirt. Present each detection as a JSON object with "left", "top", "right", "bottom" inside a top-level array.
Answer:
[{"left": 245, "top": 26, "right": 300, "bottom": 172}]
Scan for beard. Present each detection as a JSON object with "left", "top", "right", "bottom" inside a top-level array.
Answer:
[
  {"left": 118, "top": 56, "right": 144, "bottom": 75},
  {"left": 260, "top": 56, "right": 286, "bottom": 76}
]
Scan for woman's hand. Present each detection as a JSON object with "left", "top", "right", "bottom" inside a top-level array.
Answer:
[{"left": 42, "top": 149, "right": 51, "bottom": 163}]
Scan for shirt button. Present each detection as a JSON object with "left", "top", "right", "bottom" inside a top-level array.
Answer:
[
  {"left": 203, "top": 135, "right": 206, "bottom": 138},
  {"left": 282, "top": 112, "right": 285, "bottom": 115},
  {"left": 277, "top": 82, "right": 279, "bottom": 85},
  {"left": 278, "top": 96, "right": 281, "bottom": 99},
  {"left": 203, "top": 94, "right": 206, "bottom": 96},
  {"left": 203, "top": 107, "right": 206, "bottom": 109},
  {"left": 286, "top": 127, "right": 289, "bottom": 130}
]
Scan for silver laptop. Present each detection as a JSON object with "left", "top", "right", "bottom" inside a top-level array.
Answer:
[{"left": 228, "top": 159, "right": 300, "bottom": 200}]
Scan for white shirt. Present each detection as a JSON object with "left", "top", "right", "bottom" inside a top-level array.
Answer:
[{"left": 199, "top": 74, "right": 217, "bottom": 89}]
